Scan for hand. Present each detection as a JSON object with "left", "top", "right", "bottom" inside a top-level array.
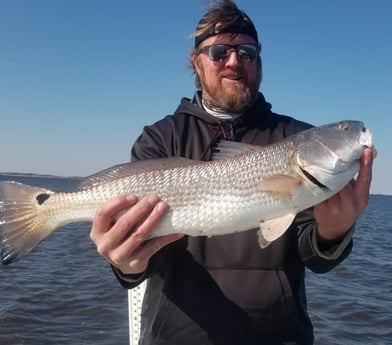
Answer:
[
  {"left": 90, "top": 194, "right": 183, "bottom": 275},
  {"left": 314, "top": 147, "right": 374, "bottom": 243}
]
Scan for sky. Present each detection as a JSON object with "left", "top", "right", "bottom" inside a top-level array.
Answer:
[{"left": 0, "top": 0, "right": 391, "bottom": 195}]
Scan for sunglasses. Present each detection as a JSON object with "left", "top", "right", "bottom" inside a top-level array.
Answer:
[{"left": 197, "top": 43, "right": 259, "bottom": 62}]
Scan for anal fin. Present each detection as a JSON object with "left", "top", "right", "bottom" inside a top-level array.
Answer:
[{"left": 257, "top": 213, "right": 296, "bottom": 248}]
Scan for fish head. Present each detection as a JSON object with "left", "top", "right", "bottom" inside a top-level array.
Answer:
[{"left": 295, "top": 121, "right": 373, "bottom": 191}]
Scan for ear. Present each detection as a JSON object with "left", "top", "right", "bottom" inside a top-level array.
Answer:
[{"left": 192, "top": 54, "right": 201, "bottom": 75}]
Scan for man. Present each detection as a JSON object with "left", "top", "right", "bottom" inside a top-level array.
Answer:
[{"left": 90, "top": 1, "right": 374, "bottom": 344}]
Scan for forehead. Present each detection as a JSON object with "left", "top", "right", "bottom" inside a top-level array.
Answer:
[{"left": 198, "top": 33, "right": 257, "bottom": 47}]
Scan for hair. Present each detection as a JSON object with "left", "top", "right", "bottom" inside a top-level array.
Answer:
[
  {"left": 191, "top": 0, "right": 256, "bottom": 45},
  {"left": 188, "top": 0, "right": 261, "bottom": 89}
]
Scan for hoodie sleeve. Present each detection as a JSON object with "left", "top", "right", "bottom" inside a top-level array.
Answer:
[{"left": 295, "top": 209, "right": 354, "bottom": 273}]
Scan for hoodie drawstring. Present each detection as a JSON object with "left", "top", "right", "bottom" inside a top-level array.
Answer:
[{"left": 217, "top": 120, "right": 235, "bottom": 141}]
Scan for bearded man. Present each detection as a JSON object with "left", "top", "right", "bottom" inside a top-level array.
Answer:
[{"left": 90, "top": 1, "right": 374, "bottom": 344}]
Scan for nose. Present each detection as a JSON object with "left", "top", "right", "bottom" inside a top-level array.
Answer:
[{"left": 225, "top": 50, "right": 241, "bottom": 67}]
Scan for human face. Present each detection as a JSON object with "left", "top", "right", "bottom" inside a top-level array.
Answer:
[{"left": 192, "top": 33, "right": 261, "bottom": 113}]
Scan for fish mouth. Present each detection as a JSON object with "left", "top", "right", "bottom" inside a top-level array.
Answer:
[{"left": 300, "top": 168, "right": 328, "bottom": 189}]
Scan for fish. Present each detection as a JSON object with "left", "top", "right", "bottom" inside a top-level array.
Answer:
[{"left": 0, "top": 120, "right": 374, "bottom": 264}]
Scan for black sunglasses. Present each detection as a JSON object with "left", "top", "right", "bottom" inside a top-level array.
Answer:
[{"left": 197, "top": 43, "right": 259, "bottom": 62}]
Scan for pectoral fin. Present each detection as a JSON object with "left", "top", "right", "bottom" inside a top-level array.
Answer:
[
  {"left": 259, "top": 175, "right": 302, "bottom": 198},
  {"left": 257, "top": 213, "right": 296, "bottom": 248}
]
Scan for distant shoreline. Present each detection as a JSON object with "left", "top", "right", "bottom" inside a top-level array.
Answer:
[{"left": 0, "top": 172, "right": 82, "bottom": 180}]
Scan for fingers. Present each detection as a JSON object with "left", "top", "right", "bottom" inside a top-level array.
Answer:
[
  {"left": 113, "top": 195, "right": 170, "bottom": 253},
  {"left": 314, "top": 147, "right": 375, "bottom": 242},
  {"left": 330, "top": 148, "right": 374, "bottom": 214},
  {"left": 121, "top": 234, "right": 183, "bottom": 272},
  {"left": 110, "top": 194, "right": 166, "bottom": 247},
  {"left": 90, "top": 194, "right": 138, "bottom": 241},
  {"left": 92, "top": 194, "right": 164, "bottom": 254},
  {"left": 352, "top": 147, "right": 374, "bottom": 209},
  {"left": 113, "top": 195, "right": 184, "bottom": 270},
  {"left": 90, "top": 193, "right": 183, "bottom": 274}
]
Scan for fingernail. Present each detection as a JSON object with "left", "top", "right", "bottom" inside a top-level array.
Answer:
[
  {"left": 148, "top": 194, "right": 160, "bottom": 205},
  {"left": 156, "top": 201, "right": 169, "bottom": 215},
  {"left": 126, "top": 194, "right": 137, "bottom": 203}
]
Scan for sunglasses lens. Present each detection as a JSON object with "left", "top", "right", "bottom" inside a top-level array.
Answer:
[
  {"left": 209, "top": 45, "right": 231, "bottom": 61},
  {"left": 207, "top": 44, "right": 258, "bottom": 62},
  {"left": 237, "top": 45, "right": 257, "bottom": 62},
  {"left": 198, "top": 44, "right": 258, "bottom": 62}
]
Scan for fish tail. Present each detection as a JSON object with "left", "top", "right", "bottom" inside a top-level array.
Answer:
[{"left": 0, "top": 181, "right": 57, "bottom": 264}]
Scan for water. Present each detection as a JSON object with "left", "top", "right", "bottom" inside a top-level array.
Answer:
[
  {"left": 0, "top": 175, "right": 129, "bottom": 345},
  {"left": 0, "top": 175, "right": 391, "bottom": 345},
  {"left": 306, "top": 194, "right": 392, "bottom": 344}
]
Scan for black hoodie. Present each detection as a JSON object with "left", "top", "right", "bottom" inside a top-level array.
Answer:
[{"left": 115, "top": 92, "right": 353, "bottom": 345}]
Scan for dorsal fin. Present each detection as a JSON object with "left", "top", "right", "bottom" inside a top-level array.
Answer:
[
  {"left": 212, "top": 140, "right": 261, "bottom": 160},
  {"left": 76, "top": 158, "right": 199, "bottom": 190}
]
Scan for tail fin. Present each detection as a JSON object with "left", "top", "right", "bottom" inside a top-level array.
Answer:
[{"left": 0, "top": 181, "right": 57, "bottom": 264}]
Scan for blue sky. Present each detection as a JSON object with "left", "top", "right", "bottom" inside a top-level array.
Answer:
[{"left": 0, "top": 0, "right": 391, "bottom": 195}]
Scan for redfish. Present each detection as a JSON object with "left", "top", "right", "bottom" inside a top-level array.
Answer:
[{"left": 0, "top": 121, "right": 374, "bottom": 264}]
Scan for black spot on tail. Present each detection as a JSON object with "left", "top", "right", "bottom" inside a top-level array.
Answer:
[{"left": 36, "top": 193, "right": 50, "bottom": 205}]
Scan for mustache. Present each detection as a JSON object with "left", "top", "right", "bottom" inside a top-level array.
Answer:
[{"left": 219, "top": 68, "right": 245, "bottom": 79}]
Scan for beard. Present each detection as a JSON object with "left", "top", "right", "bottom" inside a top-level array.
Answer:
[{"left": 198, "top": 66, "right": 261, "bottom": 113}]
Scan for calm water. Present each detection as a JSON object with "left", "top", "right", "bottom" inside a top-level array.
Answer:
[{"left": 0, "top": 174, "right": 391, "bottom": 345}]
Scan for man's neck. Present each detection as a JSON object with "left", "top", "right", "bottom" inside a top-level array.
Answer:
[{"left": 202, "top": 99, "right": 244, "bottom": 121}]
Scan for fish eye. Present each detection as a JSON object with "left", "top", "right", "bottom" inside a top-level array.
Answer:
[{"left": 339, "top": 122, "right": 349, "bottom": 131}]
